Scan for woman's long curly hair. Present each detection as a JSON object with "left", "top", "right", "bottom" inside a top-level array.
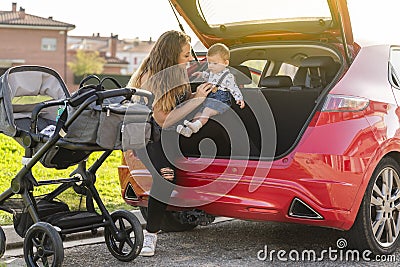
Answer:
[{"left": 127, "top": 30, "right": 191, "bottom": 112}]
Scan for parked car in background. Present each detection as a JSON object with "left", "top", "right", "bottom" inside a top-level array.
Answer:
[{"left": 119, "top": 0, "right": 400, "bottom": 254}]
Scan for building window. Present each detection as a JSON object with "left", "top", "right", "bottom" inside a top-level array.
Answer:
[{"left": 41, "top": 38, "right": 57, "bottom": 51}]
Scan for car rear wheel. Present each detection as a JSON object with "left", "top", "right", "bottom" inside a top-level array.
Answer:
[
  {"left": 139, "top": 207, "right": 198, "bottom": 232},
  {"left": 348, "top": 157, "right": 400, "bottom": 255}
]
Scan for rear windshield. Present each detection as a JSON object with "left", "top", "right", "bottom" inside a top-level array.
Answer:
[{"left": 198, "top": 0, "right": 332, "bottom": 26}]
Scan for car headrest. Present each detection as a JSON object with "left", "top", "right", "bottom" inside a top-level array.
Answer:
[
  {"left": 300, "top": 56, "right": 335, "bottom": 68},
  {"left": 260, "top": 75, "right": 293, "bottom": 88},
  {"left": 231, "top": 65, "right": 252, "bottom": 85}
]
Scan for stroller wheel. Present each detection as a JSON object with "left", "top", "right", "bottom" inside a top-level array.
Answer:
[
  {"left": 23, "top": 222, "right": 64, "bottom": 267},
  {"left": 104, "top": 210, "right": 143, "bottom": 262},
  {"left": 0, "top": 226, "right": 6, "bottom": 258}
]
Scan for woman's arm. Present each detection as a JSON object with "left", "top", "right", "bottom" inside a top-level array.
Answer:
[{"left": 154, "top": 82, "right": 213, "bottom": 128}]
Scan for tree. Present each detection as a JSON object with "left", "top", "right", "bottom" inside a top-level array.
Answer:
[{"left": 68, "top": 50, "right": 106, "bottom": 77}]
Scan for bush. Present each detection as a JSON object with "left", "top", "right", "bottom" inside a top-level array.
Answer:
[{"left": 68, "top": 50, "right": 106, "bottom": 77}]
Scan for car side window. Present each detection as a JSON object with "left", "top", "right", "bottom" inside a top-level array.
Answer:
[
  {"left": 277, "top": 63, "right": 298, "bottom": 80},
  {"left": 240, "top": 60, "right": 267, "bottom": 86},
  {"left": 390, "top": 47, "right": 400, "bottom": 88}
]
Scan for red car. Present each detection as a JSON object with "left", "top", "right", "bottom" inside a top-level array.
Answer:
[{"left": 119, "top": 0, "right": 400, "bottom": 254}]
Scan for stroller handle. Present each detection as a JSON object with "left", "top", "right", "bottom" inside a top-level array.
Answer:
[
  {"left": 96, "top": 88, "right": 133, "bottom": 102},
  {"left": 97, "top": 88, "right": 154, "bottom": 108},
  {"left": 132, "top": 88, "right": 154, "bottom": 108}
]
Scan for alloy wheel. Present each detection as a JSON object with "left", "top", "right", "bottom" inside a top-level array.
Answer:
[{"left": 370, "top": 166, "right": 400, "bottom": 247}]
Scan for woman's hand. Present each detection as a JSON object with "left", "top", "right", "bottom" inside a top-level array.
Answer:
[
  {"left": 158, "top": 83, "right": 213, "bottom": 128},
  {"left": 194, "top": 82, "right": 213, "bottom": 98},
  {"left": 236, "top": 99, "right": 245, "bottom": 109}
]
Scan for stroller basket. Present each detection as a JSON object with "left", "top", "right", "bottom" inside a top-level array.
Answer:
[
  {"left": 0, "top": 65, "right": 149, "bottom": 265},
  {"left": 1, "top": 196, "right": 70, "bottom": 237}
]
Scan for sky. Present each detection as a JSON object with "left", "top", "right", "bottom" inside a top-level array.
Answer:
[{"left": 0, "top": 0, "right": 399, "bottom": 46}]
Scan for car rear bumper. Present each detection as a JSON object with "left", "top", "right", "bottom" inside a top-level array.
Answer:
[{"left": 119, "top": 151, "right": 363, "bottom": 230}]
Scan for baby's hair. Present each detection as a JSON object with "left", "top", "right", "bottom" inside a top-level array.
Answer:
[{"left": 207, "top": 43, "right": 230, "bottom": 61}]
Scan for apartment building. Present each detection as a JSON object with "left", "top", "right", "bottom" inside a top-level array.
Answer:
[
  {"left": 0, "top": 3, "right": 74, "bottom": 78},
  {"left": 68, "top": 34, "right": 154, "bottom": 75},
  {"left": 67, "top": 33, "right": 130, "bottom": 75}
]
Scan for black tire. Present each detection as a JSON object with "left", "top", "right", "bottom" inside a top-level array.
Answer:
[
  {"left": 0, "top": 226, "right": 6, "bottom": 258},
  {"left": 23, "top": 222, "right": 64, "bottom": 267},
  {"left": 348, "top": 157, "right": 400, "bottom": 255},
  {"left": 104, "top": 210, "right": 143, "bottom": 262},
  {"left": 139, "top": 207, "right": 198, "bottom": 232}
]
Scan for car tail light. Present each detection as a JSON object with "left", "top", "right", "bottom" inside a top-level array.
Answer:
[{"left": 321, "top": 94, "right": 369, "bottom": 112}]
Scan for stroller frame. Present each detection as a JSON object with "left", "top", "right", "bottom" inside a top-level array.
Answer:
[{"left": 0, "top": 65, "right": 151, "bottom": 266}]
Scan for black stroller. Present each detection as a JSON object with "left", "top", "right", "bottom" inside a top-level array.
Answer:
[{"left": 0, "top": 65, "right": 153, "bottom": 266}]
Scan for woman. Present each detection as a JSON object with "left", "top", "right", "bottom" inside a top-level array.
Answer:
[{"left": 127, "top": 30, "right": 212, "bottom": 256}]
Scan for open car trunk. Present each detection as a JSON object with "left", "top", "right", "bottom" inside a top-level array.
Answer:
[
  {"left": 180, "top": 42, "right": 343, "bottom": 159},
  {"left": 171, "top": 0, "right": 353, "bottom": 159}
]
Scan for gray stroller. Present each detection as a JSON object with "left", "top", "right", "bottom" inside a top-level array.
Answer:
[{"left": 0, "top": 65, "right": 152, "bottom": 266}]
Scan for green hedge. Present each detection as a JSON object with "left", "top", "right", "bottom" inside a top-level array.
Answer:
[{"left": 0, "top": 135, "right": 132, "bottom": 225}]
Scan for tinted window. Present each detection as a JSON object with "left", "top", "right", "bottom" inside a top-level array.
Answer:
[
  {"left": 198, "top": 0, "right": 331, "bottom": 26},
  {"left": 390, "top": 47, "right": 400, "bottom": 87}
]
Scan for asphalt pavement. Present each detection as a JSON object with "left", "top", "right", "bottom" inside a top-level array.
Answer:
[{"left": 2, "top": 212, "right": 400, "bottom": 267}]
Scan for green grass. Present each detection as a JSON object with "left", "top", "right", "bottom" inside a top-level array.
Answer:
[{"left": 0, "top": 134, "right": 133, "bottom": 225}]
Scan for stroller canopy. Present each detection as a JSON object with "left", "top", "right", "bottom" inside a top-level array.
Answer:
[{"left": 0, "top": 65, "right": 70, "bottom": 137}]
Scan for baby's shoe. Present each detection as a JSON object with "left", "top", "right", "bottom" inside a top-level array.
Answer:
[
  {"left": 184, "top": 120, "right": 202, "bottom": 133},
  {"left": 176, "top": 124, "right": 193, "bottom": 137}
]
